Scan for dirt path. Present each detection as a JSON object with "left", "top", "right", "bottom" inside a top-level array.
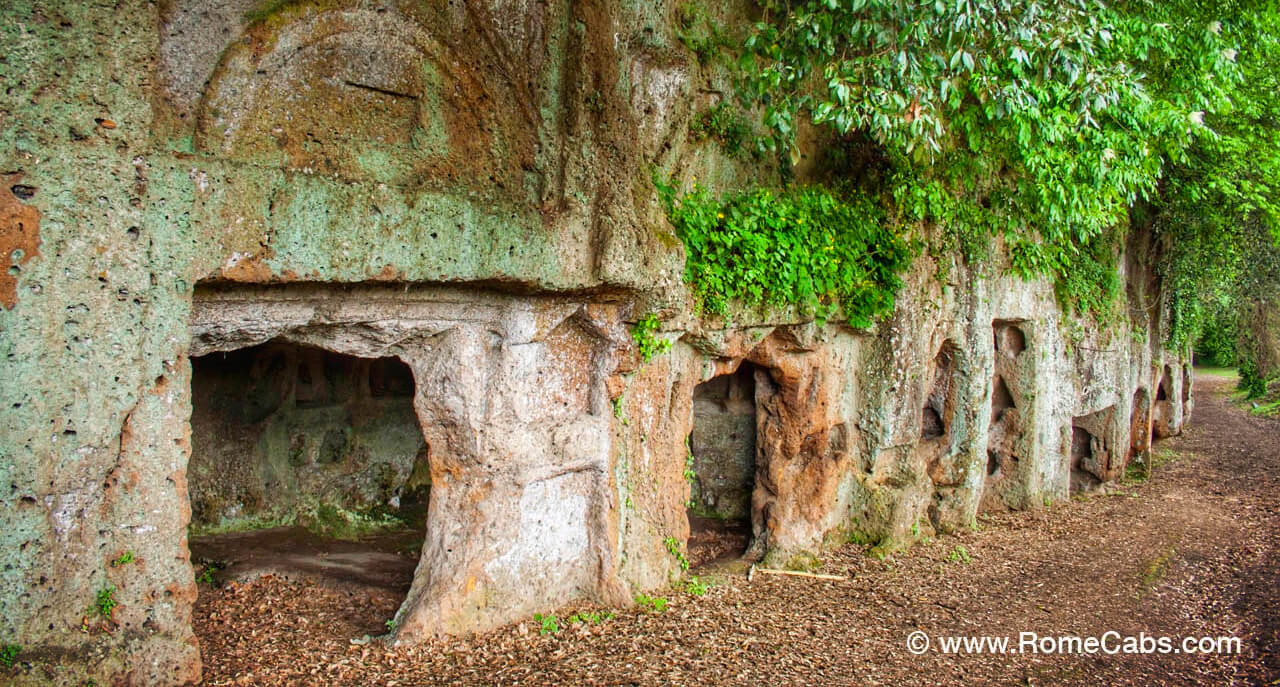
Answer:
[{"left": 194, "top": 373, "right": 1280, "bottom": 685}]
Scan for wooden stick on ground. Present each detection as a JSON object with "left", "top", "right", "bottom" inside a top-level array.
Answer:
[{"left": 748, "top": 564, "right": 847, "bottom": 582}]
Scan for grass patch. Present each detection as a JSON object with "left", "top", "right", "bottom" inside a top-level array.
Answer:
[
  {"left": 683, "top": 575, "right": 712, "bottom": 596},
  {"left": 533, "top": 613, "right": 560, "bottom": 636},
  {"left": 1139, "top": 545, "right": 1178, "bottom": 593},
  {"left": 566, "top": 610, "right": 615, "bottom": 625},
  {"left": 1194, "top": 366, "right": 1238, "bottom": 380},
  {"left": 1125, "top": 448, "right": 1182, "bottom": 484},
  {"left": 300, "top": 504, "right": 407, "bottom": 540},
  {"left": 634, "top": 593, "right": 669, "bottom": 613},
  {"left": 1248, "top": 397, "right": 1280, "bottom": 416},
  {"left": 189, "top": 512, "right": 295, "bottom": 538}
]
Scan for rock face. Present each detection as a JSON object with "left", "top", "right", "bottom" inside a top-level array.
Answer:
[{"left": 0, "top": 1, "right": 1191, "bottom": 684}]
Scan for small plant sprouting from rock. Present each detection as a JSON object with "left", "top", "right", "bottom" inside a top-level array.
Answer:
[
  {"left": 664, "top": 536, "right": 690, "bottom": 572},
  {"left": 947, "top": 545, "right": 972, "bottom": 564},
  {"left": 384, "top": 610, "right": 403, "bottom": 634},
  {"left": 632, "top": 313, "right": 671, "bottom": 363},
  {"left": 93, "top": 585, "right": 117, "bottom": 620},
  {"left": 110, "top": 551, "right": 134, "bottom": 567},
  {"left": 689, "top": 101, "right": 752, "bottom": 157},
  {"left": 196, "top": 562, "right": 224, "bottom": 586},
  {"left": 674, "top": 1, "right": 732, "bottom": 65},
  {"left": 533, "top": 613, "right": 561, "bottom": 636},
  {"left": 634, "top": 593, "right": 669, "bottom": 613},
  {"left": 0, "top": 644, "right": 19, "bottom": 668}
]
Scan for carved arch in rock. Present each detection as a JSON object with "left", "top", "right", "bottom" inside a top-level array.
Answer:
[
  {"left": 194, "top": 4, "right": 535, "bottom": 188},
  {"left": 678, "top": 327, "right": 853, "bottom": 564}
]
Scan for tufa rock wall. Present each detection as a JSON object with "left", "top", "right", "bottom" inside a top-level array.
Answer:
[{"left": 0, "top": 1, "right": 1191, "bottom": 684}]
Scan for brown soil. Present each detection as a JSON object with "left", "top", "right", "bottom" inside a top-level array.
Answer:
[
  {"left": 193, "top": 373, "right": 1280, "bottom": 685},
  {"left": 189, "top": 526, "right": 421, "bottom": 593}
]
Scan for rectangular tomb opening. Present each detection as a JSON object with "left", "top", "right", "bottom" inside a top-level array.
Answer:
[
  {"left": 1069, "top": 406, "right": 1116, "bottom": 494},
  {"left": 187, "top": 339, "right": 429, "bottom": 635},
  {"left": 686, "top": 362, "right": 760, "bottom": 566}
]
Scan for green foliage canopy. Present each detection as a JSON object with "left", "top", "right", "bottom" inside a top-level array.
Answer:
[
  {"left": 734, "top": 0, "right": 1280, "bottom": 326},
  {"left": 742, "top": 0, "right": 1236, "bottom": 238}
]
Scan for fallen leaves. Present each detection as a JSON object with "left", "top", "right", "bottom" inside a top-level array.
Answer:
[{"left": 193, "top": 378, "right": 1280, "bottom": 685}]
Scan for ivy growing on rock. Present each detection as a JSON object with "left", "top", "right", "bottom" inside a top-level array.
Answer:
[{"left": 659, "top": 179, "right": 913, "bottom": 328}]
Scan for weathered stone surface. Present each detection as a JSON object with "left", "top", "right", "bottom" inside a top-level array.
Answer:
[{"left": 0, "top": 175, "right": 42, "bottom": 309}]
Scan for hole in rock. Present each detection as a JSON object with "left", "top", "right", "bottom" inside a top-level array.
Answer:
[
  {"left": 993, "top": 321, "right": 1026, "bottom": 356},
  {"left": 921, "top": 343, "right": 957, "bottom": 440},
  {"left": 686, "top": 363, "right": 759, "bottom": 566},
  {"left": 921, "top": 407, "right": 945, "bottom": 439},
  {"left": 991, "top": 376, "right": 1015, "bottom": 423},
  {"left": 1069, "top": 426, "right": 1101, "bottom": 493},
  {"left": 1069, "top": 406, "right": 1114, "bottom": 493},
  {"left": 986, "top": 450, "right": 1000, "bottom": 476},
  {"left": 187, "top": 340, "right": 428, "bottom": 636},
  {"left": 1152, "top": 366, "right": 1175, "bottom": 440}
]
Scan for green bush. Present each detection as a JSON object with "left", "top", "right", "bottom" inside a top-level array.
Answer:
[
  {"left": 1238, "top": 357, "right": 1269, "bottom": 398},
  {"left": 660, "top": 182, "right": 913, "bottom": 328},
  {"left": 1195, "top": 314, "right": 1239, "bottom": 367}
]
